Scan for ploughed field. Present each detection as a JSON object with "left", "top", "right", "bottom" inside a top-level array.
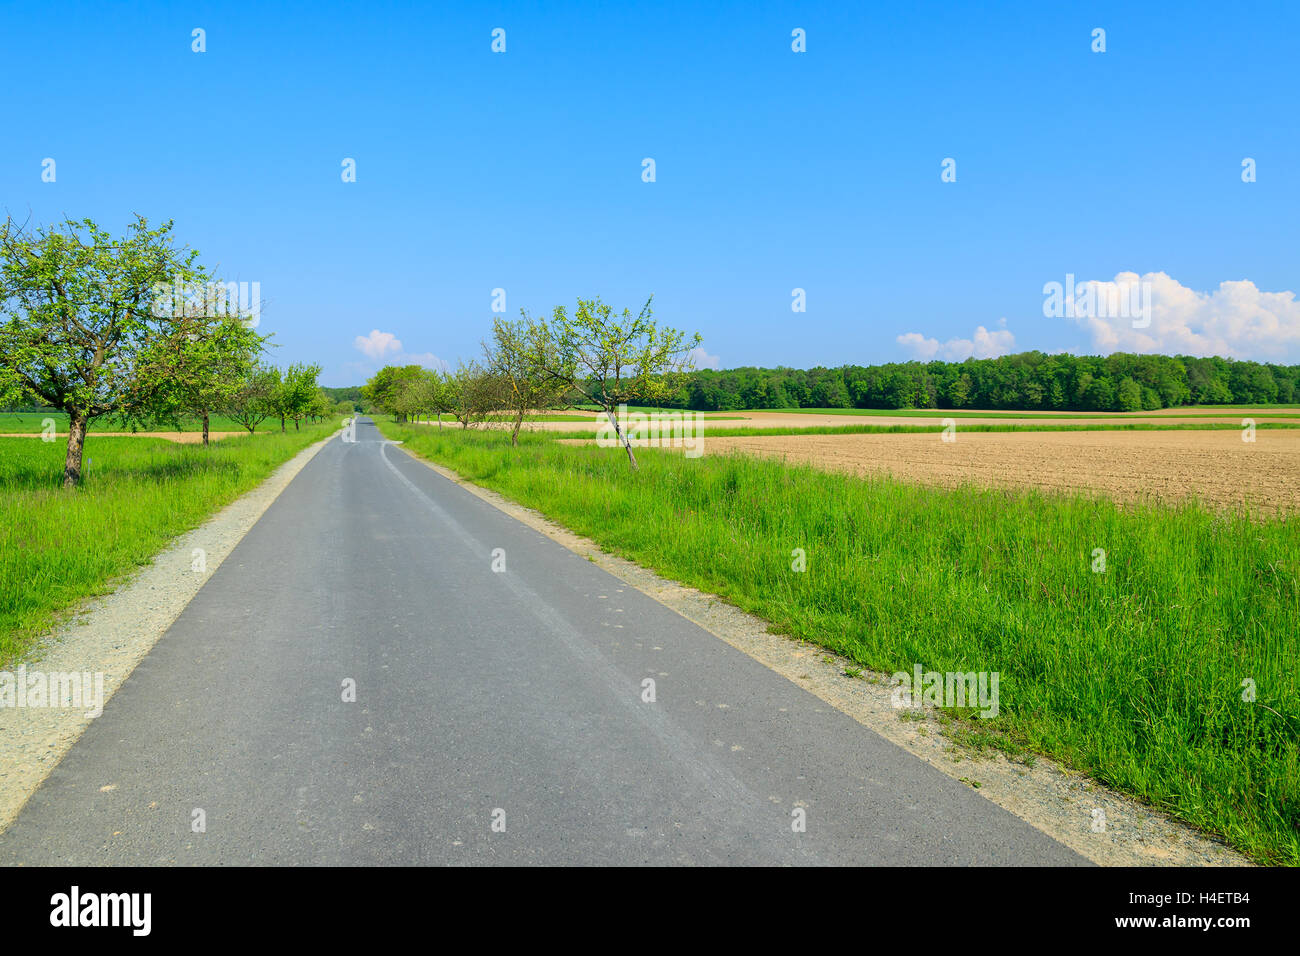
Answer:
[{"left": 700, "top": 428, "right": 1300, "bottom": 516}]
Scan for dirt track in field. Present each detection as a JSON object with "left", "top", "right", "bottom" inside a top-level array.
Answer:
[
  {"left": 698, "top": 429, "right": 1300, "bottom": 516},
  {"left": 0, "top": 432, "right": 244, "bottom": 443}
]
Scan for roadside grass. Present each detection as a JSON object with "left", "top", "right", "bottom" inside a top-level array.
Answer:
[
  {"left": 0, "top": 411, "right": 295, "bottom": 434},
  {"left": 0, "top": 422, "right": 338, "bottom": 664},
  {"left": 378, "top": 420, "right": 1300, "bottom": 864}
]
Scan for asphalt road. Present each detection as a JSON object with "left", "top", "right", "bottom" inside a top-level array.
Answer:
[{"left": 0, "top": 418, "right": 1084, "bottom": 865}]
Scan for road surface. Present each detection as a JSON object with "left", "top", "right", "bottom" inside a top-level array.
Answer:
[{"left": 0, "top": 418, "right": 1084, "bottom": 865}]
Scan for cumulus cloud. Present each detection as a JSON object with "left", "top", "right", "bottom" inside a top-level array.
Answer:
[
  {"left": 1064, "top": 272, "right": 1300, "bottom": 359},
  {"left": 353, "top": 330, "right": 447, "bottom": 371},
  {"left": 897, "top": 319, "right": 1016, "bottom": 361},
  {"left": 687, "top": 346, "right": 721, "bottom": 370},
  {"left": 354, "top": 329, "right": 403, "bottom": 361}
]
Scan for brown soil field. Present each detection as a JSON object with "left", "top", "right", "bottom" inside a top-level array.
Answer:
[
  {"left": 696, "top": 429, "right": 1300, "bottom": 516},
  {"left": 520, "top": 407, "right": 1300, "bottom": 432},
  {"left": 0, "top": 431, "right": 244, "bottom": 443}
]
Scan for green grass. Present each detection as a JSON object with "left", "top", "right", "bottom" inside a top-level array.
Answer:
[
  {"left": 0, "top": 411, "right": 293, "bottom": 434},
  {"left": 377, "top": 420, "right": 1300, "bottom": 865},
  {"left": 0, "top": 422, "right": 338, "bottom": 664}
]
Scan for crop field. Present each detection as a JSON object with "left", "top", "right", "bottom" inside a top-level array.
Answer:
[{"left": 698, "top": 428, "right": 1300, "bottom": 516}]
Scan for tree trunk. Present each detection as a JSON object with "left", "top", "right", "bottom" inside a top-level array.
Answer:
[
  {"left": 202, "top": 410, "right": 210, "bottom": 446},
  {"left": 280, "top": 416, "right": 286, "bottom": 432},
  {"left": 437, "top": 412, "right": 442, "bottom": 428},
  {"left": 63, "top": 410, "right": 88, "bottom": 489},
  {"left": 294, "top": 419, "right": 299, "bottom": 431},
  {"left": 605, "top": 408, "right": 638, "bottom": 470},
  {"left": 511, "top": 408, "right": 524, "bottom": 446}
]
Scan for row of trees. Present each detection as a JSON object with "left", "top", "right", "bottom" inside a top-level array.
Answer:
[
  {"left": 365, "top": 297, "right": 700, "bottom": 467},
  {"left": 661, "top": 353, "right": 1300, "bottom": 412},
  {"left": 0, "top": 215, "right": 336, "bottom": 488}
]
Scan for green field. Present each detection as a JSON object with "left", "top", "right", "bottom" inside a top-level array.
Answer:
[
  {"left": 377, "top": 419, "right": 1300, "bottom": 865},
  {"left": 0, "top": 411, "right": 299, "bottom": 434},
  {"left": 0, "top": 422, "right": 337, "bottom": 664}
]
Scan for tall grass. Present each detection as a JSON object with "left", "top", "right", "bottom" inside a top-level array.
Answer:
[
  {"left": 0, "top": 424, "right": 336, "bottom": 663},
  {"left": 379, "top": 421, "right": 1300, "bottom": 864}
]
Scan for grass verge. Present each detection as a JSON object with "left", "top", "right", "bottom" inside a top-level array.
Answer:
[
  {"left": 377, "top": 419, "right": 1299, "bottom": 864},
  {"left": 0, "top": 422, "right": 337, "bottom": 664}
]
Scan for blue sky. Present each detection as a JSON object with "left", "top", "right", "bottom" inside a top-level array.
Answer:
[{"left": 3, "top": 0, "right": 1297, "bottom": 385}]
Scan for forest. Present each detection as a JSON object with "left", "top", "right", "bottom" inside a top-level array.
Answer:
[{"left": 656, "top": 352, "right": 1300, "bottom": 411}]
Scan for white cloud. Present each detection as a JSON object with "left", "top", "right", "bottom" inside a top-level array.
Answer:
[
  {"left": 352, "top": 330, "right": 447, "bottom": 372},
  {"left": 897, "top": 319, "right": 1016, "bottom": 361},
  {"left": 354, "top": 329, "right": 403, "bottom": 361},
  {"left": 1065, "top": 272, "right": 1300, "bottom": 359},
  {"left": 688, "top": 346, "right": 721, "bottom": 370}
]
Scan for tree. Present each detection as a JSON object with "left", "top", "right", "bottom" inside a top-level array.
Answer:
[
  {"left": 528, "top": 296, "right": 700, "bottom": 469},
  {"left": 0, "top": 215, "right": 205, "bottom": 488},
  {"left": 445, "top": 361, "right": 504, "bottom": 428},
  {"left": 133, "top": 313, "right": 265, "bottom": 445},
  {"left": 229, "top": 365, "right": 281, "bottom": 434},
  {"left": 484, "top": 315, "right": 569, "bottom": 446},
  {"left": 1116, "top": 377, "right": 1143, "bottom": 412},
  {"left": 276, "top": 362, "right": 322, "bottom": 431},
  {"left": 363, "top": 364, "right": 425, "bottom": 421}
]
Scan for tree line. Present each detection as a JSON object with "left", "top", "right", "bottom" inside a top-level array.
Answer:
[
  {"left": 364, "top": 296, "right": 699, "bottom": 468},
  {"left": 0, "top": 215, "right": 343, "bottom": 488},
  {"left": 657, "top": 352, "right": 1300, "bottom": 412}
]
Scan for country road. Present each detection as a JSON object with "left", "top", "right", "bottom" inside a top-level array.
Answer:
[{"left": 0, "top": 419, "right": 1084, "bottom": 865}]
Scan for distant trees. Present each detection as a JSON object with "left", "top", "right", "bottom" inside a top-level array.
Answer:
[
  {"left": 274, "top": 362, "right": 324, "bottom": 431},
  {"left": 362, "top": 364, "right": 426, "bottom": 422},
  {"left": 662, "top": 353, "right": 1300, "bottom": 413}
]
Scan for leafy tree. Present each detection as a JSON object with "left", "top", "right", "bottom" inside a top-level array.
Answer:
[
  {"left": 528, "top": 295, "right": 700, "bottom": 469},
  {"left": 484, "top": 315, "right": 569, "bottom": 445},
  {"left": 445, "top": 361, "right": 503, "bottom": 428},
  {"left": 271, "top": 362, "right": 322, "bottom": 431},
  {"left": 0, "top": 215, "right": 205, "bottom": 487},
  {"left": 133, "top": 313, "right": 265, "bottom": 444},
  {"left": 229, "top": 365, "right": 281, "bottom": 433}
]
